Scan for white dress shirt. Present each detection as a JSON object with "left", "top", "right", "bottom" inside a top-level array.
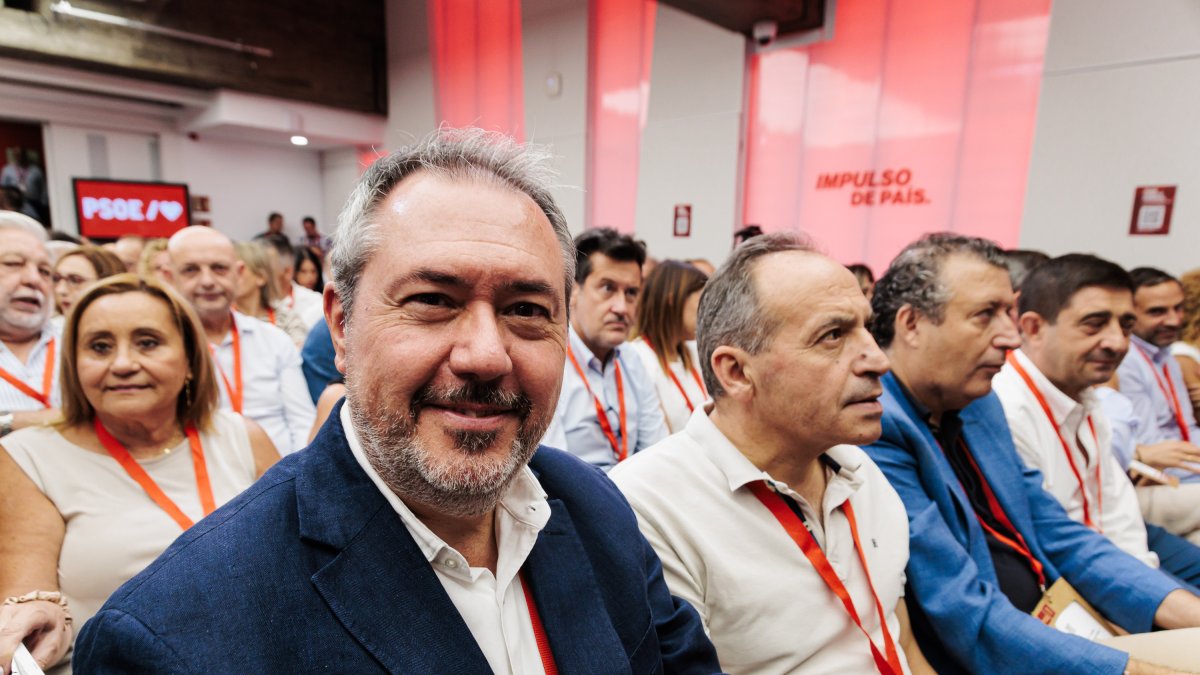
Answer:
[
  {"left": 994, "top": 349, "right": 1158, "bottom": 567},
  {"left": 342, "top": 403, "right": 549, "bottom": 675},
  {"left": 609, "top": 407, "right": 911, "bottom": 674},
  {"left": 626, "top": 339, "right": 709, "bottom": 434},
  {"left": 541, "top": 327, "right": 668, "bottom": 470},
  {"left": 211, "top": 311, "right": 315, "bottom": 454},
  {"left": 0, "top": 324, "right": 60, "bottom": 412}
]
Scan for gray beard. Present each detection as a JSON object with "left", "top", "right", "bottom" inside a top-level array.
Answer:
[{"left": 345, "top": 378, "right": 544, "bottom": 519}]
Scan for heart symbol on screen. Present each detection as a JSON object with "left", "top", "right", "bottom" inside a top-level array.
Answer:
[{"left": 159, "top": 201, "right": 184, "bottom": 222}]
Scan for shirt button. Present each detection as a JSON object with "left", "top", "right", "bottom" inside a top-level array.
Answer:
[{"left": 444, "top": 559, "right": 458, "bottom": 569}]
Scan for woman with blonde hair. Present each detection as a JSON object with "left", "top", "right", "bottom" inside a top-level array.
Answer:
[
  {"left": 233, "top": 241, "right": 309, "bottom": 347},
  {"left": 629, "top": 260, "right": 709, "bottom": 433},
  {"left": 0, "top": 275, "right": 278, "bottom": 672},
  {"left": 136, "top": 238, "right": 170, "bottom": 282},
  {"left": 1171, "top": 269, "right": 1200, "bottom": 418}
]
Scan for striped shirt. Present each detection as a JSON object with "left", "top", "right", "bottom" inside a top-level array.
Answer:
[{"left": 0, "top": 324, "right": 61, "bottom": 412}]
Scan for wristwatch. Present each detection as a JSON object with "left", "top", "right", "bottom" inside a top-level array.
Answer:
[{"left": 0, "top": 411, "right": 13, "bottom": 437}]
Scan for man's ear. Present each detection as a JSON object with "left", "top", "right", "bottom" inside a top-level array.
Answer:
[
  {"left": 711, "top": 345, "right": 754, "bottom": 401},
  {"left": 325, "top": 284, "right": 348, "bottom": 375},
  {"left": 1017, "top": 311, "right": 1045, "bottom": 342},
  {"left": 895, "top": 304, "right": 921, "bottom": 349}
]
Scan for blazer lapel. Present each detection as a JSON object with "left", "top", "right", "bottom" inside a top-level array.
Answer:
[
  {"left": 296, "top": 402, "right": 491, "bottom": 674},
  {"left": 523, "top": 498, "right": 631, "bottom": 675}
]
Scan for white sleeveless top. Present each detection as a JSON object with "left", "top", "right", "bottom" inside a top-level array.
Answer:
[
  {"left": 627, "top": 338, "right": 710, "bottom": 434},
  {"left": 4, "top": 410, "right": 257, "bottom": 636}
]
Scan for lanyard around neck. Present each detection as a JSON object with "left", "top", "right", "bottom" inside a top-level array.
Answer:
[
  {"left": 94, "top": 418, "right": 215, "bottom": 530},
  {"left": 1136, "top": 346, "right": 1191, "bottom": 442},
  {"left": 1007, "top": 353, "right": 1103, "bottom": 531},
  {"left": 945, "top": 437, "right": 1047, "bottom": 590},
  {"left": 0, "top": 337, "right": 54, "bottom": 408},
  {"left": 748, "top": 481, "right": 903, "bottom": 675},
  {"left": 567, "top": 345, "right": 628, "bottom": 462},
  {"left": 209, "top": 314, "right": 243, "bottom": 413},
  {"left": 519, "top": 571, "right": 558, "bottom": 675},
  {"left": 641, "top": 336, "right": 706, "bottom": 413}
]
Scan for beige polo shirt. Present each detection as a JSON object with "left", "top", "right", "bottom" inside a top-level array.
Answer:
[{"left": 610, "top": 407, "right": 911, "bottom": 674}]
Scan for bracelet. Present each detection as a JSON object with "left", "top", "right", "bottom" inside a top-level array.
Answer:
[{"left": 3, "top": 590, "right": 73, "bottom": 626}]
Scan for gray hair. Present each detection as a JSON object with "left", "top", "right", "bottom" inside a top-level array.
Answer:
[
  {"left": 329, "top": 128, "right": 575, "bottom": 321},
  {"left": 869, "top": 232, "right": 1007, "bottom": 349},
  {"left": 696, "top": 232, "right": 816, "bottom": 398},
  {"left": 0, "top": 211, "right": 47, "bottom": 242}
]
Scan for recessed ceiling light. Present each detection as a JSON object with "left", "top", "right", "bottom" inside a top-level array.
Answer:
[{"left": 290, "top": 135, "right": 309, "bottom": 146}]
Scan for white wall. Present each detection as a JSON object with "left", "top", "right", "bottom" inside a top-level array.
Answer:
[
  {"left": 163, "top": 133, "right": 324, "bottom": 242},
  {"left": 523, "top": 1, "right": 588, "bottom": 233},
  {"left": 635, "top": 4, "right": 744, "bottom": 266},
  {"left": 1021, "top": 0, "right": 1200, "bottom": 275}
]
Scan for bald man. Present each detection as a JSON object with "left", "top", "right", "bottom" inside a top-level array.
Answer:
[{"left": 166, "top": 227, "right": 314, "bottom": 453}]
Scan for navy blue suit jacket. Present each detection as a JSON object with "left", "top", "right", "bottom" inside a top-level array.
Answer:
[
  {"left": 865, "top": 373, "right": 1180, "bottom": 674},
  {"left": 74, "top": 404, "right": 719, "bottom": 673}
]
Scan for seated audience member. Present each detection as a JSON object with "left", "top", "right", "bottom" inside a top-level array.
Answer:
[
  {"left": 543, "top": 228, "right": 667, "bottom": 469},
  {"left": 865, "top": 233, "right": 1200, "bottom": 674},
  {"left": 256, "top": 235, "right": 323, "bottom": 329},
  {"left": 165, "top": 227, "right": 315, "bottom": 454},
  {"left": 1114, "top": 268, "right": 1200, "bottom": 484},
  {"left": 300, "top": 318, "right": 337, "bottom": 404},
  {"left": 308, "top": 377, "right": 345, "bottom": 443},
  {"left": 0, "top": 275, "right": 278, "bottom": 673},
  {"left": 112, "top": 235, "right": 145, "bottom": 273},
  {"left": 993, "top": 254, "right": 1200, "bottom": 588},
  {"left": 233, "top": 242, "right": 309, "bottom": 347},
  {"left": 73, "top": 128, "right": 719, "bottom": 673},
  {"left": 0, "top": 212, "right": 61, "bottom": 433},
  {"left": 136, "top": 238, "right": 170, "bottom": 282},
  {"left": 294, "top": 245, "right": 324, "bottom": 292},
  {"left": 612, "top": 235, "right": 931, "bottom": 673},
  {"left": 256, "top": 211, "right": 286, "bottom": 241},
  {"left": 628, "top": 260, "right": 709, "bottom": 433},
  {"left": 1171, "top": 268, "right": 1200, "bottom": 419},
  {"left": 52, "top": 246, "right": 124, "bottom": 324},
  {"left": 732, "top": 224, "right": 763, "bottom": 246},
  {"left": 847, "top": 263, "right": 875, "bottom": 300}
]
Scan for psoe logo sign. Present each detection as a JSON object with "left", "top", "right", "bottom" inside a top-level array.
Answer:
[{"left": 73, "top": 179, "right": 192, "bottom": 238}]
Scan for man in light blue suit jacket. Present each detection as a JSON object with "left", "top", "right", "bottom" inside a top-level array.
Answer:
[
  {"left": 75, "top": 129, "right": 719, "bottom": 673},
  {"left": 864, "top": 233, "right": 1200, "bottom": 674}
]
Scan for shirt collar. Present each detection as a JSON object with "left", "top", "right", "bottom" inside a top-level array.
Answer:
[
  {"left": 339, "top": 402, "right": 550, "bottom": 564},
  {"left": 0, "top": 323, "right": 57, "bottom": 359},
  {"left": 224, "top": 310, "right": 257, "bottom": 343},
  {"left": 683, "top": 405, "right": 865, "bottom": 497},
  {"left": 568, "top": 325, "right": 623, "bottom": 372},
  {"left": 1131, "top": 334, "right": 1167, "bottom": 363},
  {"left": 1011, "top": 348, "right": 1097, "bottom": 424}
]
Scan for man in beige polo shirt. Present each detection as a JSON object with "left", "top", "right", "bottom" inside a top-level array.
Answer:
[{"left": 611, "top": 233, "right": 931, "bottom": 674}]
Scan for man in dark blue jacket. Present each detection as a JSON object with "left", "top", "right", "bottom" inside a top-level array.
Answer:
[
  {"left": 865, "top": 233, "right": 1200, "bottom": 674},
  {"left": 74, "top": 129, "right": 719, "bottom": 674}
]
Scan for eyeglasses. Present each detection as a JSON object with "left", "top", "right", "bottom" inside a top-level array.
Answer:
[{"left": 52, "top": 273, "right": 96, "bottom": 288}]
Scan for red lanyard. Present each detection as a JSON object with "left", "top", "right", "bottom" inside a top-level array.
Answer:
[
  {"left": 748, "top": 481, "right": 903, "bottom": 675},
  {"left": 641, "top": 336, "right": 706, "bottom": 413},
  {"left": 949, "top": 438, "right": 1047, "bottom": 590},
  {"left": 209, "top": 314, "right": 243, "bottom": 413},
  {"left": 94, "top": 418, "right": 215, "bottom": 530},
  {"left": 566, "top": 346, "right": 628, "bottom": 462},
  {"left": 519, "top": 572, "right": 558, "bottom": 675},
  {"left": 0, "top": 337, "right": 55, "bottom": 408},
  {"left": 1136, "top": 347, "right": 1191, "bottom": 442},
  {"left": 266, "top": 307, "right": 276, "bottom": 326},
  {"left": 1007, "top": 353, "right": 1103, "bottom": 531}
]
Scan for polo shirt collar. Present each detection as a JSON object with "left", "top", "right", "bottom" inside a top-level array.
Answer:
[
  {"left": 0, "top": 322, "right": 57, "bottom": 360},
  {"left": 219, "top": 310, "right": 257, "bottom": 347},
  {"left": 683, "top": 405, "right": 865, "bottom": 498}
]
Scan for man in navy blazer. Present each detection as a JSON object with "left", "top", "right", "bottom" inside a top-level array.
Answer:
[
  {"left": 864, "top": 233, "right": 1200, "bottom": 674},
  {"left": 74, "top": 129, "right": 719, "bottom": 673}
]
